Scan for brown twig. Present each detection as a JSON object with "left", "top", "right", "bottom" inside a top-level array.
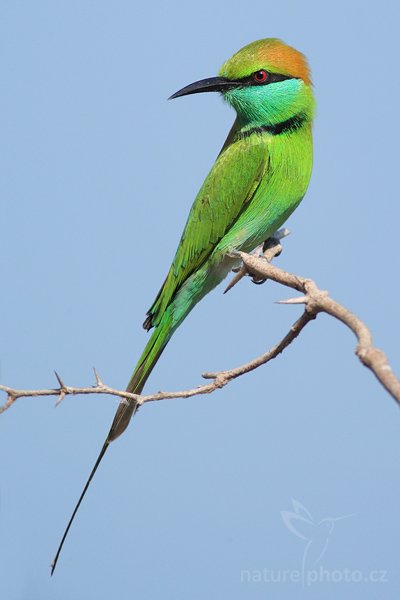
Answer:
[
  {"left": 1, "top": 239, "right": 399, "bottom": 412},
  {"left": 0, "top": 309, "right": 315, "bottom": 413},
  {"left": 239, "top": 252, "right": 400, "bottom": 405}
]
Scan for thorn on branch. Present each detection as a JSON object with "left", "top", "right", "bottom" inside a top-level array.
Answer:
[
  {"left": 93, "top": 368, "right": 104, "bottom": 387},
  {"left": 54, "top": 371, "right": 66, "bottom": 390},
  {"left": 276, "top": 296, "right": 307, "bottom": 305},
  {"left": 223, "top": 267, "right": 247, "bottom": 294},
  {"left": 201, "top": 371, "right": 218, "bottom": 380},
  {"left": 55, "top": 392, "right": 66, "bottom": 407}
]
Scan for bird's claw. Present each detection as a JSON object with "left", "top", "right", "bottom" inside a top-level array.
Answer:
[
  {"left": 251, "top": 276, "right": 267, "bottom": 285},
  {"left": 264, "top": 244, "right": 282, "bottom": 258}
]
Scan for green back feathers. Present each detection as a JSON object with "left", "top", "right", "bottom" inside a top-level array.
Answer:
[{"left": 145, "top": 141, "right": 268, "bottom": 328}]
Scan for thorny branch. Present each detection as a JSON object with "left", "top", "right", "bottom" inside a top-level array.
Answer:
[{"left": 1, "top": 230, "right": 399, "bottom": 412}]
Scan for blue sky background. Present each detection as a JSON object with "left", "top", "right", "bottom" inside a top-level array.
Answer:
[{"left": 1, "top": 1, "right": 399, "bottom": 598}]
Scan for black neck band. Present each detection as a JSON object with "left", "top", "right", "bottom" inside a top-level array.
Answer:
[{"left": 238, "top": 113, "right": 307, "bottom": 138}]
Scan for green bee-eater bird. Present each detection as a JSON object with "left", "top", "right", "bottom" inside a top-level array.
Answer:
[{"left": 51, "top": 38, "right": 315, "bottom": 573}]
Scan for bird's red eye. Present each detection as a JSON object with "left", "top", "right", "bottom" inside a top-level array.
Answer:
[{"left": 253, "top": 70, "right": 268, "bottom": 83}]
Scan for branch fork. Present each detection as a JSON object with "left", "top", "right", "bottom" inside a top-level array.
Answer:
[{"left": 1, "top": 230, "right": 399, "bottom": 412}]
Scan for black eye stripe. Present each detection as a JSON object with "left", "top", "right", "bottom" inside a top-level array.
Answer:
[
  {"left": 267, "top": 72, "right": 294, "bottom": 84},
  {"left": 238, "top": 71, "right": 294, "bottom": 87}
]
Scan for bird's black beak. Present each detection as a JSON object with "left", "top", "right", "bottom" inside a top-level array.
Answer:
[{"left": 169, "top": 77, "right": 239, "bottom": 99}]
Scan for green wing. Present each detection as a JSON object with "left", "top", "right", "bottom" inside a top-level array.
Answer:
[{"left": 145, "top": 136, "right": 269, "bottom": 329}]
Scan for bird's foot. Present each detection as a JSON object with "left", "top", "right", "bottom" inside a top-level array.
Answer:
[
  {"left": 249, "top": 243, "right": 269, "bottom": 285},
  {"left": 224, "top": 228, "right": 290, "bottom": 293},
  {"left": 251, "top": 274, "right": 267, "bottom": 285}
]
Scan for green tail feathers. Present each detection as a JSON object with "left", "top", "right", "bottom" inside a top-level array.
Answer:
[
  {"left": 108, "top": 309, "right": 175, "bottom": 441},
  {"left": 51, "top": 309, "right": 176, "bottom": 574},
  {"left": 53, "top": 312, "right": 175, "bottom": 573}
]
